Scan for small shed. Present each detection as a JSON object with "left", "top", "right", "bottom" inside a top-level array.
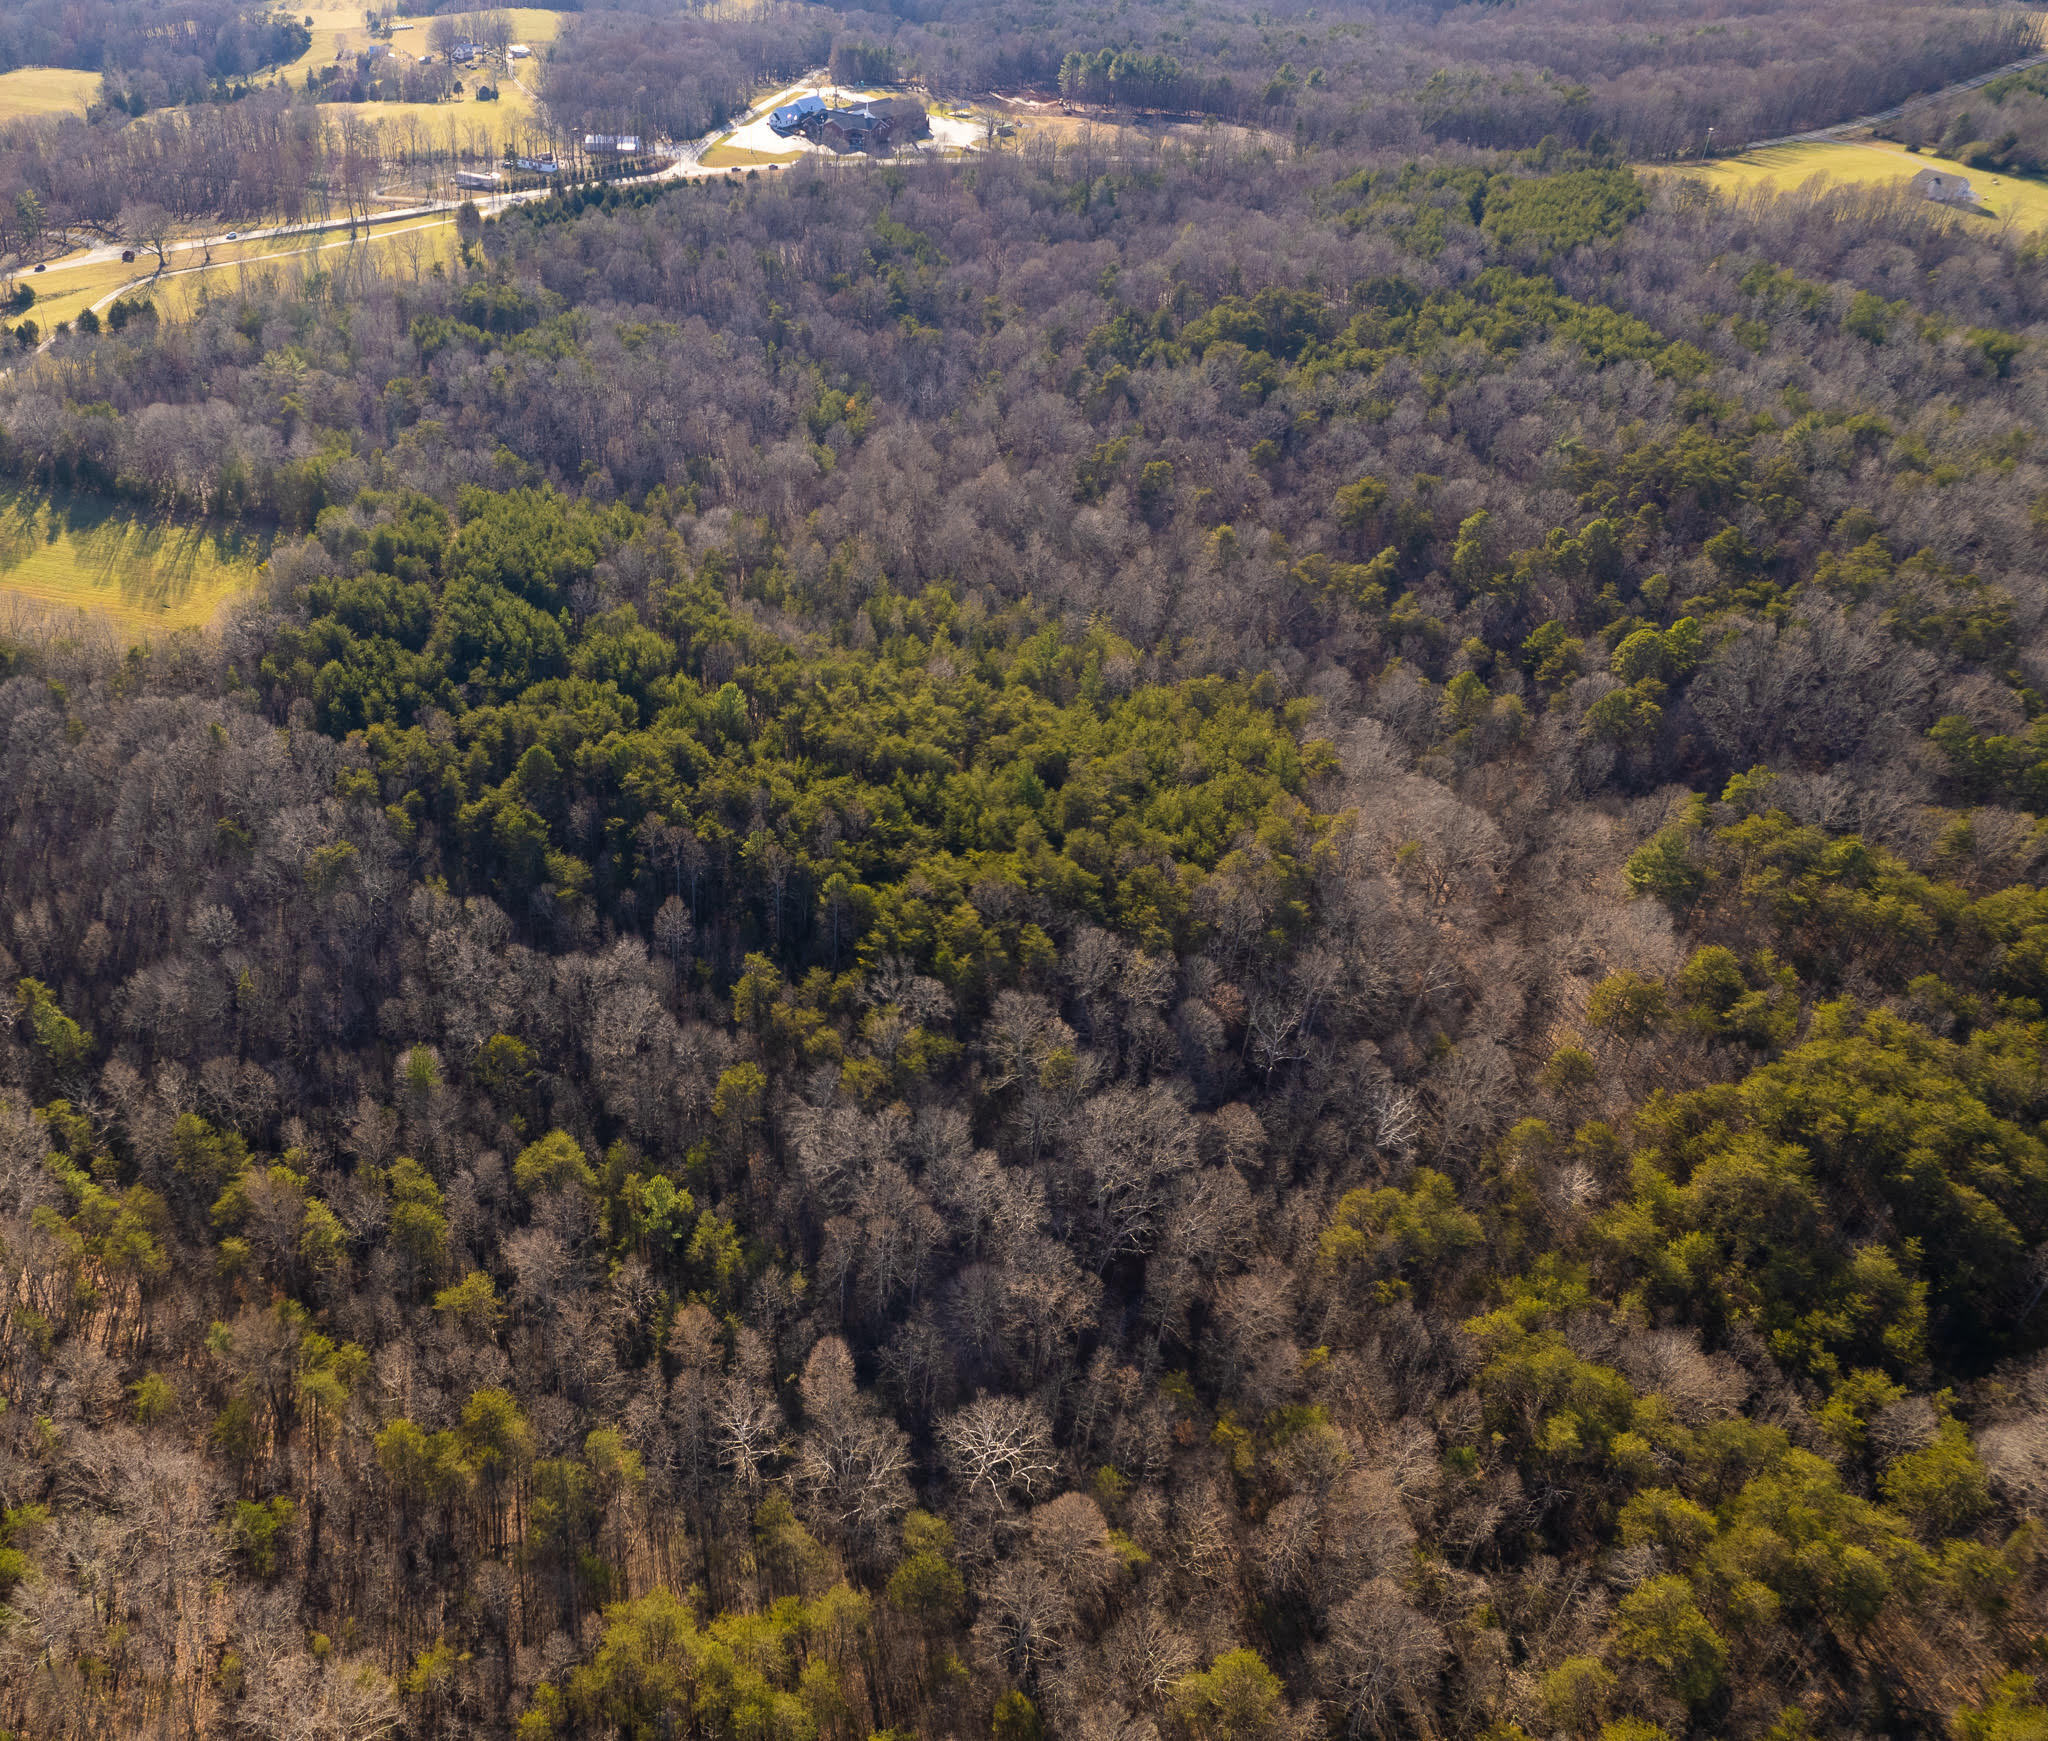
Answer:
[{"left": 1910, "top": 167, "right": 1975, "bottom": 207}]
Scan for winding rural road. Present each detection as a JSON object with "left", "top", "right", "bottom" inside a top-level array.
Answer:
[
  {"left": 1738, "top": 42, "right": 2048, "bottom": 152},
  {"left": 0, "top": 66, "right": 956, "bottom": 385},
  {"left": 0, "top": 71, "right": 848, "bottom": 364},
  {"left": 31, "top": 29, "right": 2047, "bottom": 354}
]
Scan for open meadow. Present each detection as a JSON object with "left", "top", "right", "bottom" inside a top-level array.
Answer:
[
  {"left": 270, "top": 5, "right": 563, "bottom": 169},
  {"left": 272, "top": 4, "right": 566, "bottom": 86},
  {"left": 0, "top": 486, "right": 264, "bottom": 633},
  {"left": 0, "top": 66, "right": 101, "bottom": 122},
  {"left": 1667, "top": 137, "right": 2048, "bottom": 230},
  {"left": 322, "top": 78, "right": 548, "bottom": 163}
]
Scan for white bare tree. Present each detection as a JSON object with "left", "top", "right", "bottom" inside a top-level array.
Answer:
[{"left": 938, "top": 1393, "right": 1059, "bottom": 1506}]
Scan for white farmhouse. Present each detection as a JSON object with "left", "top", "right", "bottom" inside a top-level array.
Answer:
[{"left": 1909, "top": 167, "right": 1976, "bottom": 207}]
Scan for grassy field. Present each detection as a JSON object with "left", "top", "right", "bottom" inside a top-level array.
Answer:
[
  {"left": 276, "top": 5, "right": 567, "bottom": 85},
  {"left": 322, "top": 79, "right": 546, "bottom": 159},
  {"left": 699, "top": 140, "right": 804, "bottom": 167},
  {"left": 0, "top": 488, "right": 266, "bottom": 634},
  {"left": 270, "top": 5, "right": 561, "bottom": 162},
  {"left": 176, "top": 215, "right": 462, "bottom": 310},
  {"left": 1666, "top": 139, "right": 2048, "bottom": 231},
  {"left": 17, "top": 210, "right": 464, "bottom": 331},
  {"left": 0, "top": 66, "right": 101, "bottom": 122},
  {"left": 10, "top": 255, "right": 139, "bottom": 330}
]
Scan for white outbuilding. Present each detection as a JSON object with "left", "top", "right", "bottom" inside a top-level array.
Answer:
[{"left": 1909, "top": 167, "right": 1976, "bottom": 207}]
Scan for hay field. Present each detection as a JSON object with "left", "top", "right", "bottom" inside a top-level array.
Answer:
[
  {"left": 0, "top": 488, "right": 267, "bottom": 635},
  {"left": 1668, "top": 139, "right": 2048, "bottom": 231},
  {"left": 0, "top": 66, "right": 101, "bottom": 122}
]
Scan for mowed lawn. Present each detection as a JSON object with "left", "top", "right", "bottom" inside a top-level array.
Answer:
[
  {"left": 1668, "top": 139, "right": 2048, "bottom": 231},
  {"left": 0, "top": 66, "right": 101, "bottom": 122},
  {"left": 0, "top": 489, "right": 266, "bottom": 634}
]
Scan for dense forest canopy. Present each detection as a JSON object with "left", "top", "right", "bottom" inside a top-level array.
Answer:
[{"left": 3, "top": 1, "right": 2048, "bottom": 1740}]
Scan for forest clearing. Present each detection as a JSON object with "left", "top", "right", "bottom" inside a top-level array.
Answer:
[
  {"left": 1677, "top": 137, "right": 2048, "bottom": 227},
  {"left": 268, "top": 4, "right": 566, "bottom": 88},
  {"left": 0, "top": 66, "right": 100, "bottom": 121},
  {"left": 0, "top": 486, "right": 263, "bottom": 631},
  {"left": 698, "top": 85, "right": 986, "bottom": 165}
]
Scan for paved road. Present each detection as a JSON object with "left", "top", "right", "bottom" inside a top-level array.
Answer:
[
  {"left": 1735, "top": 44, "right": 2048, "bottom": 152},
  {"left": 16, "top": 65, "right": 992, "bottom": 348},
  {"left": 0, "top": 70, "right": 834, "bottom": 362},
  {"left": 39, "top": 71, "right": 822, "bottom": 272}
]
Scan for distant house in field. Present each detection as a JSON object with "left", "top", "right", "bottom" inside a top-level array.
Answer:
[
  {"left": 508, "top": 42, "right": 531, "bottom": 59},
  {"left": 454, "top": 169, "right": 502, "bottom": 191},
  {"left": 513, "top": 154, "right": 561, "bottom": 175},
  {"left": 1910, "top": 167, "right": 1975, "bottom": 207},
  {"left": 583, "top": 133, "right": 642, "bottom": 156}
]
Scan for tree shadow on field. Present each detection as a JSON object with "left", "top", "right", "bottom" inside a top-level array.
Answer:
[{"left": 0, "top": 485, "right": 270, "bottom": 620}]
